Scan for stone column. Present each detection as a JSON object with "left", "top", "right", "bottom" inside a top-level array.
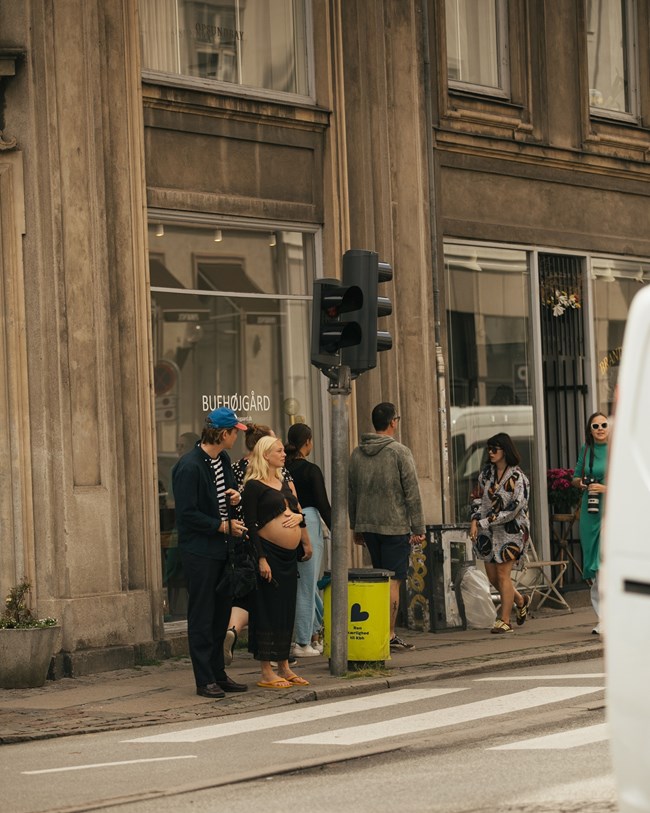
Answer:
[{"left": 0, "top": 0, "right": 160, "bottom": 657}]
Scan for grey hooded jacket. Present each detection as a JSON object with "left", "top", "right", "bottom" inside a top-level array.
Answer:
[{"left": 348, "top": 433, "right": 425, "bottom": 536}]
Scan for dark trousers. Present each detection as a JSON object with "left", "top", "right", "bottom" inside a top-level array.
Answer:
[{"left": 180, "top": 551, "right": 231, "bottom": 687}]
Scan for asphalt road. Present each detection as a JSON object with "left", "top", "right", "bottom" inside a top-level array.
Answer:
[{"left": 2, "top": 657, "right": 614, "bottom": 813}]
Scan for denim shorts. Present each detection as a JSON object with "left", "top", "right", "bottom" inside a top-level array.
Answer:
[{"left": 362, "top": 532, "right": 411, "bottom": 580}]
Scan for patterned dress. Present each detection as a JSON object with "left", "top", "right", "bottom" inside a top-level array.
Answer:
[{"left": 470, "top": 464, "right": 530, "bottom": 565}]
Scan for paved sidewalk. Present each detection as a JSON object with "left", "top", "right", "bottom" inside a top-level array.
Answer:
[{"left": 0, "top": 604, "right": 603, "bottom": 745}]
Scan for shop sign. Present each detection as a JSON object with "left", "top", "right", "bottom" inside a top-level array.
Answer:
[
  {"left": 156, "top": 394, "right": 177, "bottom": 422},
  {"left": 202, "top": 392, "right": 271, "bottom": 417},
  {"left": 163, "top": 310, "right": 210, "bottom": 323},
  {"left": 599, "top": 347, "right": 622, "bottom": 376},
  {"left": 154, "top": 360, "right": 179, "bottom": 396},
  {"left": 246, "top": 315, "right": 279, "bottom": 325}
]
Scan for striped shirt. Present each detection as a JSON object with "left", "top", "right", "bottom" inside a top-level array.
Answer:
[{"left": 210, "top": 456, "right": 228, "bottom": 520}]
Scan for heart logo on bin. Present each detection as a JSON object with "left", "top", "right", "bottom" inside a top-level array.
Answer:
[{"left": 350, "top": 602, "right": 369, "bottom": 622}]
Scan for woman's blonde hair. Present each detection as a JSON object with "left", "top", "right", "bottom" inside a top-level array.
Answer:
[{"left": 243, "top": 435, "right": 283, "bottom": 485}]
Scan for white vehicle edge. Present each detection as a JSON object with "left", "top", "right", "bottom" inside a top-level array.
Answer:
[{"left": 604, "top": 284, "right": 650, "bottom": 813}]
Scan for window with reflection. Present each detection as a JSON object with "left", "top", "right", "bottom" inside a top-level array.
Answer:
[
  {"left": 445, "top": 244, "right": 533, "bottom": 522},
  {"left": 140, "top": 0, "right": 310, "bottom": 96},
  {"left": 587, "top": 0, "right": 637, "bottom": 116},
  {"left": 150, "top": 222, "right": 318, "bottom": 620},
  {"left": 591, "top": 258, "right": 650, "bottom": 413},
  {"left": 446, "top": 0, "right": 509, "bottom": 95}
]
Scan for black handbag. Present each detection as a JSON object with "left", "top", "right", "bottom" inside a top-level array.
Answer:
[{"left": 216, "top": 519, "right": 258, "bottom": 599}]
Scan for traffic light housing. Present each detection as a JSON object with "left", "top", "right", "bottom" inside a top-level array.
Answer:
[
  {"left": 341, "top": 249, "right": 393, "bottom": 376},
  {"left": 310, "top": 277, "right": 363, "bottom": 376}
]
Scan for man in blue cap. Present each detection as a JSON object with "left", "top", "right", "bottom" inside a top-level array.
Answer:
[{"left": 172, "top": 407, "right": 249, "bottom": 697}]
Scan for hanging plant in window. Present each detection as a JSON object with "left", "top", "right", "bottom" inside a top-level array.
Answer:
[
  {"left": 540, "top": 273, "right": 582, "bottom": 318},
  {"left": 545, "top": 289, "right": 581, "bottom": 317}
]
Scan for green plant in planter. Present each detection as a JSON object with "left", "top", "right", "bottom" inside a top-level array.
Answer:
[
  {"left": 0, "top": 580, "right": 57, "bottom": 629},
  {"left": 0, "top": 580, "right": 59, "bottom": 689}
]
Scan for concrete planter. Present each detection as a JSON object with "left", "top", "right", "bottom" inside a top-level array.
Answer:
[{"left": 0, "top": 626, "right": 61, "bottom": 689}]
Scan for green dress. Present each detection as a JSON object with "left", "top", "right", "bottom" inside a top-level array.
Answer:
[{"left": 574, "top": 441, "right": 608, "bottom": 580}]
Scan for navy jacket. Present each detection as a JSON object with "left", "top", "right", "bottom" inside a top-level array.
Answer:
[{"left": 171, "top": 445, "right": 237, "bottom": 559}]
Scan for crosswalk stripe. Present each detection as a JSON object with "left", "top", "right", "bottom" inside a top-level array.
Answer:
[
  {"left": 476, "top": 674, "right": 605, "bottom": 681},
  {"left": 124, "top": 688, "right": 462, "bottom": 744},
  {"left": 489, "top": 722, "right": 609, "bottom": 750},
  {"left": 277, "top": 686, "right": 604, "bottom": 746},
  {"left": 22, "top": 756, "right": 197, "bottom": 775}
]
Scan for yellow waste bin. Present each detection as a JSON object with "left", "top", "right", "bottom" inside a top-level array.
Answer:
[{"left": 323, "top": 568, "right": 391, "bottom": 667}]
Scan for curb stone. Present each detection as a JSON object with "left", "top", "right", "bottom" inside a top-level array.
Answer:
[{"left": 0, "top": 639, "right": 603, "bottom": 745}]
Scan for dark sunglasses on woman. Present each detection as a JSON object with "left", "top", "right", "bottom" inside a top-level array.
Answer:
[{"left": 487, "top": 445, "right": 502, "bottom": 453}]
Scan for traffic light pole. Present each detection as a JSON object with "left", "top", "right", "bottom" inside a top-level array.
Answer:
[
  {"left": 311, "top": 249, "right": 394, "bottom": 676},
  {"left": 328, "top": 364, "right": 352, "bottom": 676}
]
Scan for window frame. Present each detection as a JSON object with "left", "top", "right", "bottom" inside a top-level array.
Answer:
[
  {"left": 587, "top": 0, "right": 640, "bottom": 123},
  {"left": 140, "top": 0, "right": 316, "bottom": 106},
  {"left": 446, "top": 0, "right": 511, "bottom": 100}
]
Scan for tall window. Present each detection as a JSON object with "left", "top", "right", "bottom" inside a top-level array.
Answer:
[
  {"left": 444, "top": 244, "right": 533, "bottom": 522},
  {"left": 591, "top": 257, "right": 650, "bottom": 413},
  {"left": 587, "top": 0, "right": 637, "bottom": 117},
  {"left": 150, "top": 221, "right": 319, "bottom": 621},
  {"left": 446, "top": 0, "right": 509, "bottom": 96},
  {"left": 140, "top": 0, "right": 311, "bottom": 97}
]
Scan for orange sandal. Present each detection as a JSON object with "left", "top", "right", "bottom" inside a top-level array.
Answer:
[
  {"left": 257, "top": 678, "right": 292, "bottom": 689},
  {"left": 283, "top": 674, "right": 310, "bottom": 686}
]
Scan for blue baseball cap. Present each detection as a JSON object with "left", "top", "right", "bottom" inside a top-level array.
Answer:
[{"left": 206, "top": 407, "right": 247, "bottom": 431}]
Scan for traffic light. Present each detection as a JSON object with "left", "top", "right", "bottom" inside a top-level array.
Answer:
[
  {"left": 310, "top": 277, "right": 363, "bottom": 376},
  {"left": 341, "top": 249, "right": 393, "bottom": 376}
]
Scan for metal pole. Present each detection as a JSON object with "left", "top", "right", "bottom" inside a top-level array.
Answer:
[{"left": 329, "top": 365, "right": 351, "bottom": 676}]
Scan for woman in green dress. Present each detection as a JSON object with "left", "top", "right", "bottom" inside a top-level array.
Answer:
[{"left": 572, "top": 412, "right": 609, "bottom": 635}]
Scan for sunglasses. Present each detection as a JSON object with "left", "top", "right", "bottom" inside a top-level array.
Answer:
[
  {"left": 487, "top": 445, "right": 502, "bottom": 453},
  {"left": 591, "top": 422, "right": 608, "bottom": 430}
]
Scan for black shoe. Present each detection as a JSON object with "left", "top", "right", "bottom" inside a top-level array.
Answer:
[
  {"left": 389, "top": 635, "right": 415, "bottom": 651},
  {"left": 196, "top": 683, "right": 226, "bottom": 698},
  {"left": 217, "top": 675, "right": 248, "bottom": 693}
]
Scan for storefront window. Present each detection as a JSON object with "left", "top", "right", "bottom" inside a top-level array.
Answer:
[
  {"left": 139, "top": 0, "right": 311, "bottom": 97},
  {"left": 445, "top": 244, "right": 533, "bottom": 522},
  {"left": 150, "top": 222, "right": 317, "bottom": 620},
  {"left": 446, "top": 0, "right": 509, "bottom": 95},
  {"left": 591, "top": 257, "right": 650, "bottom": 413}
]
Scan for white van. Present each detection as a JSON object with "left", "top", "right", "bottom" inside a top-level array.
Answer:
[
  {"left": 450, "top": 405, "right": 534, "bottom": 518},
  {"left": 603, "top": 285, "right": 650, "bottom": 813}
]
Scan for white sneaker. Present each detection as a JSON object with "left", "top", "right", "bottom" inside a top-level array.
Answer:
[
  {"left": 293, "top": 643, "right": 320, "bottom": 657},
  {"left": 311, "top": 640, "right": 324, "bottom": 654}
]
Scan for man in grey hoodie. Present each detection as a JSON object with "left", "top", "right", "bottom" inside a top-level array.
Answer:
[{"left": 348, "top": 402, "right": 425, "bottom": 650}]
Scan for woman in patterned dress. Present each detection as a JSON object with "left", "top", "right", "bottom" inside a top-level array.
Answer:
[{"left": 470, "top": 432, "right": 531, "bottom": 634}]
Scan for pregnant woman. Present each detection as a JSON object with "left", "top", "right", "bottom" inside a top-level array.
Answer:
[{"left": 242, "top": 436, "right": 312, "bottom": 689}]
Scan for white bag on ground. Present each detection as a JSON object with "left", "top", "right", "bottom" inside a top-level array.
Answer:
[{"left": 460, "top": 566, "right": 497, "bottom": 629}]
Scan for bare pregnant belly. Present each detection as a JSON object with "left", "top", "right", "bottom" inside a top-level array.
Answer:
[{"left": 258, "top": 514, "right": 301, "bottom": 550}]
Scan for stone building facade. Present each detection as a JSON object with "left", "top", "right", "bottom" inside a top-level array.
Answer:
[{"left": 1, "top": 0, "right": 648, "bottom": 671}]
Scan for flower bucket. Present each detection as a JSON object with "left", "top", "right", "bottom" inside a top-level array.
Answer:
[{"left": 0, "top": 626, "right": 60, "bottom": 688}]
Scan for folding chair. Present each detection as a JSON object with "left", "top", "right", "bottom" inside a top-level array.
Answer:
[{"left": 514, "top": 543, "right": 571, "bottom": 612}]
